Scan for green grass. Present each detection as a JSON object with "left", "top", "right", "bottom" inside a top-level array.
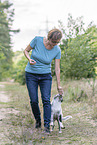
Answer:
[{"left": 0, "top": 78, "right": 97, "bottom": 145}]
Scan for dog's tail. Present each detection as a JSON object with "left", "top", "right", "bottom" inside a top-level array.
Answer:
[{"left": 62, "top": 115, "right": 72, "bottom": 121}]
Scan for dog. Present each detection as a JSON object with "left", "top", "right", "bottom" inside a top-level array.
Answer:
[{"left": 50, "top": 94, "right": 72, "bottom": 133}]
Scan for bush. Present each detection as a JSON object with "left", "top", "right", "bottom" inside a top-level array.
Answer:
[
  {"left": 12, "top": 53, "right": 28, "bottom": 85},
  {"left": 59, "top": 14, "right": 97, "bottom": 79}
]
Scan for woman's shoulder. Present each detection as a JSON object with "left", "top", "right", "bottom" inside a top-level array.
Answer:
[
  {"left": 31, "top": 36, "right": 43, "bottom": 41},
  {"left": 35, "top": 36, "right": 43, "bottom": 40},
  {"left": 54, "top": 45, "right": 61, "bottom": 51}
]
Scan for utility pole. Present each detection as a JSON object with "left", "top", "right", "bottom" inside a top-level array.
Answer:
[
  {"left": 45, "top": 17, "right": 49, "bottom": 34},
  {"left": 39, "top": 17, "right": 52, "bottom": 35}
]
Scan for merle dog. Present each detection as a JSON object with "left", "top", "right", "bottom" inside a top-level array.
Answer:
[{"left": 50, "top": 94, "right": 72, "bottom": 133}]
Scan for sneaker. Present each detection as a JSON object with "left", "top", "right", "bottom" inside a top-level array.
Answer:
[
  {"left": 35, "top": 121, "right": 41, "bottom": 128},
  {"left": 44, "top": 127, "right": 50, "bottom": 134}
]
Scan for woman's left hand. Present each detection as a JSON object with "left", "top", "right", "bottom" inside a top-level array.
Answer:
[{"left": 58, "top": 86, "right": 63, "bottom": 95}]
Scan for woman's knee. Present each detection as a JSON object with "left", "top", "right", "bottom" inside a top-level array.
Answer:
[
  {"left": 42, "top": 99, "right": 51, "bottom": 106},
  {"left": 30, "top": 100, "right": 38, "bottom": 105}
]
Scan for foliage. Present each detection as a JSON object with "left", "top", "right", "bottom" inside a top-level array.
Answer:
[
  {"left": 0, "top": 0, "right": 19, "bottom": 80},
  {"left": 12, "top": 51, "right": 28, "bottom": 85},
  {"left": 58, "top": 14, "right": 97, "bottom": 79},
  {"left": 14, "top": 57, "right": 27, "bottom": 85}
]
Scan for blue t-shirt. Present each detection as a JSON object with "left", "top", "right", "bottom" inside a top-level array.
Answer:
[{"left": 25, "top": 36, "right": 61, "bottom": 74}]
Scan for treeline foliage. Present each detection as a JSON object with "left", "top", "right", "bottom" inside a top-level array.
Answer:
[
  {"left": 13, "top": 14, "right": 97, "bottom": 84},
  {"left": 0, "top": 0, "right": 19, "bottom": 80},
  {"left": 52, "top": 14, "right": 97, "bottom": 79}
]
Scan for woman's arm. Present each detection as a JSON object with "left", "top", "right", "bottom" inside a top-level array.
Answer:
[
  {"left": 24, "top": 44, "right": 36, "bottom": 65},
  {"left": 55, "top": 59, "right": 63, "bottom": 95}
]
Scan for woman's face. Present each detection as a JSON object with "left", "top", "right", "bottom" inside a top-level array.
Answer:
[{"left": 48, "top": 39, "right": 60, "bottom": 47}]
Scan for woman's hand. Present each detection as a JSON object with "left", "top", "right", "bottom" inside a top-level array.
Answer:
[
  {"left": 24, "top": 44, "right": 36, "bottom": 65},
  {"left": 58, "top": 86, "right": 63, "bottom": 95},
  {"left": 29, "top": 59, "right": 36, "bottom": 65}
]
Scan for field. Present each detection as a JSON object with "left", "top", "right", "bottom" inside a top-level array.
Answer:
[{"left": 0, "top": 78, "right": 97, "bottom": 145}]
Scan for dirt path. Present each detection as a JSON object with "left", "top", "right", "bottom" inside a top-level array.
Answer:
[
  {"left": 0, "top": 84, "right": 9, "bottom": 120},
  {"left": 0, "top": 83, "right": 19, "bottom": 144}
]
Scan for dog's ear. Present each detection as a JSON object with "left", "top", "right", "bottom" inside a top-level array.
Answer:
[
  {"left": 59, "top": 94, "right": 63, "bottom": 102},
  {"left": 54, "top": 94, "right": 59, "bottom": 99}
]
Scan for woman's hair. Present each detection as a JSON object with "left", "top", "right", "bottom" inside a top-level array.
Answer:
[{"left": 47, "top": 28, "right": 62, "bottom": 41}]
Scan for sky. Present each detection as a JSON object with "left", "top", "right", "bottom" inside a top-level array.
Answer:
[{"left": 11, "top": 0, "right": 97, "bottom": 51}]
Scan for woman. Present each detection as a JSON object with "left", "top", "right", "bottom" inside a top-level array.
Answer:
[{"left": 24, "top": 28, "right": 63, "bottom": 134}]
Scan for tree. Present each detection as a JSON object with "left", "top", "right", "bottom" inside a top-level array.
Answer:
[
  {"left": 0, "top": 0, "right": 19, "bottom": 80},
  {"left": 58, "top": 14, "right": 97, "bottom": 79}
]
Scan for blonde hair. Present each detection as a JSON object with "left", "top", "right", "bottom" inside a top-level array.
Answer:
[{"left": 47, "top": 28, "right": 62, "bottom": 41}]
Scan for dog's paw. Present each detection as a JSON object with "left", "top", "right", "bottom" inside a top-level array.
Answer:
[
  {"left": 59, "top": 131, "right": 62, "bottom": 133},
  {"left": 50, "top": 129, "right": 53, "bottom": 132},
  {"left": 50, "top": 122, "right": 53, "bottom": 126},
  {"left": 61, "top": 126, "right": 65, "bottom": 129}
]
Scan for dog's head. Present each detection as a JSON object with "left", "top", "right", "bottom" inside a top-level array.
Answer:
[{"left": 54, "top": 94, "right": 63, "bottom": 102}]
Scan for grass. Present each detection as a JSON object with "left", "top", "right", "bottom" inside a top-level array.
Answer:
[{"left": 0, "top": 78, "right": 97, "bottom": 145}]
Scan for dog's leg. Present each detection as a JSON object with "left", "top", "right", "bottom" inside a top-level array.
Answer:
[
  {"left": 58, "top": 116, "right": 62, "bottom": 133},
  {"left": 59, "top": 114, "right": 65, "bottom": 129},
  {"left": 59, "top": 110, "right": 65, "bottom": 129},
  {"left": 51, "top": 121, "right": 55, "bottom": 131},
  {"left": 50, "top": 113, "right": 54, "bottom": 131},
  {"left": 50, "top": 113, "right": 53, "bottom": 125}
]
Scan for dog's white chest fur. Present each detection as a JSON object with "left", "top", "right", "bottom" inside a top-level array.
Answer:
[{"left": 51, "top": 99, "right": 61, "bottom": 113}]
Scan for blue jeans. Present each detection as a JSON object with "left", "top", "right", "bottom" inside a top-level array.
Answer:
[{"left": 25, "top": 72, "right": 52, "bottom": 128}]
